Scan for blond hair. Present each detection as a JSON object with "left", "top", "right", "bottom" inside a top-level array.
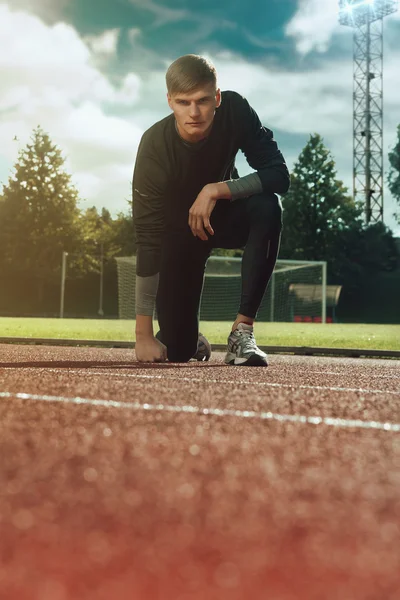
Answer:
[{"left": 166, "top": 54, "right": 217, "bottom": 95}]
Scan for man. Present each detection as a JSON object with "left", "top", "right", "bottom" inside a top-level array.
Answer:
[{"left": 133, "top": 54, "right": 290, "bottom": 366}]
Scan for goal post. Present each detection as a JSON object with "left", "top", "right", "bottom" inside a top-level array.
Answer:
[{"left": 115, "top": 256, "right": 328, "bottom": 323}]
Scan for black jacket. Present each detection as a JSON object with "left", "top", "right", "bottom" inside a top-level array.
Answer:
[{"left": 132, "top": 90, "right": 290, "bottom": 277}]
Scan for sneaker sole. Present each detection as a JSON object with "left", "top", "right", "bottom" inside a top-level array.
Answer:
[{"left": 225, "top": 354, "right": 268, "bottom": 367}]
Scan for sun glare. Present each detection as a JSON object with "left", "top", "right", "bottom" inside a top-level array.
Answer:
[{"left": 344, "top": 0, "right": 375, "bottom": 11}]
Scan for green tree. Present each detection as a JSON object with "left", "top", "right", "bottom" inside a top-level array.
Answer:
[
  {"left": 110, "top": 210, "right": 136, "bottom": 257},
  {"left": 76, "top": 206, "right": 136, "bottom": 277},
  {"left": 79, "top": 206, "right": 114, "bottom": 267},
  {"left": 388, "top": 124, "right": 400, "bottom": 223},
  {"left": 0, "top": 126, "right": 84, "bottom": 300},
  {"left": 280, "top": 133, "right": 363, "bottom": 262},
  {"left": 280, "top": 134, "right": 398, "bottom": 302}
]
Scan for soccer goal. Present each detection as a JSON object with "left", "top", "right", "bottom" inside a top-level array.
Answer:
[{"left": 115, "top": 256, "right": 328, "bottom": 323}]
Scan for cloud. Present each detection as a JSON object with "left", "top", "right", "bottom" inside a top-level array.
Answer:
[
  {"left": 127, "top": 0, "right": 237, "bottom": 49},
  {"left": 216, "top": 56, "right": 353, "bottom": 136},
  {"left": 7, "top": 0, "right": 68, "bottom": 21},
  {"left": 127, "top": 0, "right": 189, "bottom": 28},
  {"left": 214, "top": 50, "right": 400, "bottom": 231},
  {"left": 285, "top": 0, "right": 341, "bottom": 54},
  {"left": 241, "top": 28, "right": 289, "bottom": 51},
  {"left": 0, "top": 3, "right": 143, "bottom": 213},
  {"left": 286, "top": 0, "right": 400, "bottom": 55},
  {"left": 85, "top": 29, "right": 120, "bottom": 57},
  {"left": 0, "top": 1, "right": 398, "bottom": 232}
]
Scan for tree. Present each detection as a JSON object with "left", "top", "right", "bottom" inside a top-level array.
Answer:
[
  {"left": 110, "top": 211, "right": 136, "bottom": 256},
  {"left": 76, "top": 206, "right": 136, "bottom": 277},
  {"left": 78, "top": 206, "right": 114, "bottom": 270},
  {"left": 388, "top": 124, "right": 400, "bottom": 223},
  {"left": 0, "top": 126, "right": 84, "bottom": 300},
  {"left": 280, "top": 133, "right": 363, "bottom": 262},
  {"left": 280, "top": 134, "right": 398, "bottom": 300}
]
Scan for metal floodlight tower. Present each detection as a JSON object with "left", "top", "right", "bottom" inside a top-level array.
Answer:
[{"left": 339, "top": 0, "right": 398, "bottom": 224}]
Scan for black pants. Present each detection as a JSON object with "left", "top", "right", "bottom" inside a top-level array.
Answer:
[{"left": 156, "top": 192, "right": 282, "bottom": 362}]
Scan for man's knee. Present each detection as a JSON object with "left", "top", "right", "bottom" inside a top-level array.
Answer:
[
  {"left": 248, "top": 192, "right": 282, "bottom": 231},
  {"left": 156, "top": 329, "right": 198, "bottom": 363},
  {"left": 166, "top": 342, "right": 197, "bottom": 363}
]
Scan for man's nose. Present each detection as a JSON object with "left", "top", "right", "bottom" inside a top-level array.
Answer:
[{"left": 189, "top": 103, "right": 200, "bottom": 116}]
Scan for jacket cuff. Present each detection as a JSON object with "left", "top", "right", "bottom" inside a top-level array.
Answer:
[
  {"left": 225, "top": 172, "right": 263, "bottom": 201},
  {"left": 135, "top": 273, "right": 159, "bottom": 316}
]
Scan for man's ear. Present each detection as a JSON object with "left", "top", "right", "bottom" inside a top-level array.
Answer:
[
  {"left": 167, "top": 92, "right": 173, "bottom": 110},
  {"left": 215, "top": 88, "right": 222, "bottom": 108}
]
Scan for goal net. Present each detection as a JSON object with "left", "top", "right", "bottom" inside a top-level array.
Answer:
[{"left": 115, "top": 256, "right": 327, "bottom": 323}]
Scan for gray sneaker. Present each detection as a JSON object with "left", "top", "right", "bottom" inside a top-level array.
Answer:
[
  {"left": 224, "top": 323, "right": 268, "bottom": 366},
  {"left": 155, "top": 331, "right": 211, "bottom": 362},
  {"left": 194, "top": 333, "right": 211, "bottom": 362}
]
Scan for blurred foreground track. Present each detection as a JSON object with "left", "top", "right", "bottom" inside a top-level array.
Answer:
[{"left": 0, "top": 344, "right": 399, "bottom": 600}]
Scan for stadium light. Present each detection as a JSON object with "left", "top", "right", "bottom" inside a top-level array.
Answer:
[
  {"left": 342, "top": 0, "right": 374, "bottom": 15},
  {"left": 339, "top": 0, "right": 397, "bottom": 26},
  {"left": 338, "top": 0, "right": 399, "bottom": 223}
]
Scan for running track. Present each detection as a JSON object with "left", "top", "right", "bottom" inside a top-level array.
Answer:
[{"left": 0, "top": 343, "right": 399, "bottom": 600}]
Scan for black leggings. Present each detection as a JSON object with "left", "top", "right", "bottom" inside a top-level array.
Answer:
[{"left": 156, "top": 192, "right": 282, "bottom": 362}]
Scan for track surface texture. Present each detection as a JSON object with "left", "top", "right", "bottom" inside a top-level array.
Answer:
[{"left": 0, "top": 343, "right": 399, "bottom": 600}]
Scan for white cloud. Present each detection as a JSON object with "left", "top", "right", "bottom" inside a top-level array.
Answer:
[
  {"left": 8, "top": 0, "right": 68, "bottom": 21},
  {"left": 215, "top": 51, "right": 400, "bottom": 232},
  {"left": 127, "top": 0, "right": 236, "bottom": 47},
  {"left": 85, "top": 28, "right": 120, "bottom": 56},
  {"left": 286, "top": 0, "right": 400, "bottom": 55},
  {"left": 282, "top": 0, "right": 400, "bottom": 229},
  {"left": 217, "top": 57, "right": 353, "bottom": 136},
  {"left": 285, "top": 0, "right": 342, "bottom": 55},
  {"left": 127, "top": 0, "right": 189, "bottom": 28},
  {"left": 128, "top": 27, "right": 141, "bottom": 43},
  {"left": 0, "top": 3, "right": 143, "bottom": 213},
  {"left": 0, "top": 1, "right": 398, "bottom": 233},
  {"left": 0, "top": 6, "right": 131, "bottom": 104}
]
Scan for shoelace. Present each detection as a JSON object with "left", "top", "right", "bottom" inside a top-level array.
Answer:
[{"left": 234, "top": 329, "right": 258, "bottom": 351}]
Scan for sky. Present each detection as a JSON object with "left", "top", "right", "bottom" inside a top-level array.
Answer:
[{"left": 1, "top": 0, "right": 399, "bottom": 233}]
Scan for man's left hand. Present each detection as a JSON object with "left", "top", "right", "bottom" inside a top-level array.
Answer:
[{"left": 188, "top": 183, "right": 230, "bottom": 241}]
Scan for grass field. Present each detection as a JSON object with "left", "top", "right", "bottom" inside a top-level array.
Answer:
[{"left": 0, "top": 317, "right": 399, "bottom": 350}]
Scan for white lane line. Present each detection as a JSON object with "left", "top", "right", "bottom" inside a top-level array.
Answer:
[
  {"left": 0, "top": 390, "right": 399, "bottom": 433},
  {"left": 32, "top": 368, "right": 400, "bottom": 396},
  {"left": 304, "top": 371, "right": 400, "bottom": 380}
]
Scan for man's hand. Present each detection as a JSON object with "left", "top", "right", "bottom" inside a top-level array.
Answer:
[
  {"left": 188, "top": 183, "right": 221, "bottom": 241},
  {"left": 189, "top": 183, "right": 218, "bottom": 241},
  {"left": 135, "top": 335, "right": 167, "bottom": 363}
]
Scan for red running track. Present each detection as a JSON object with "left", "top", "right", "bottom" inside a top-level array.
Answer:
[{"left": 0, "top": 343, "right": 399, "bottom": 600}]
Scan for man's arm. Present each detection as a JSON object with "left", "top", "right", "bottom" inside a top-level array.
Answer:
[
  {"left": 225, "top": 93, "right": 290, "bottom": 198},
  {"left": 135, "top": 273, "right": 159, "bottom": 339},
  {"left": 133, "top": 138, "right": 167, "bottom": 361}
]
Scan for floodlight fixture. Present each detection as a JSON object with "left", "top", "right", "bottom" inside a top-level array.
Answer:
[{"left": 339, "top": 0, "right": 397, "bottom": 27}]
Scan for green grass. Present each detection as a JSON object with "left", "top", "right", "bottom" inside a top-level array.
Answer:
[{"left": 0, "top": 317, "right": 399, "bottom": 351}]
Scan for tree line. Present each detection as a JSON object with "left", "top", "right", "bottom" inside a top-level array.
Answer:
[
  {"left": 0, "top": 125, "right": 399, "bottom": 316},
  {"left": 0, "top": 127, "right": 135, "bottom": 306},
  {"left": 280, "top": 132, "right": 399, "bottom": 296}
]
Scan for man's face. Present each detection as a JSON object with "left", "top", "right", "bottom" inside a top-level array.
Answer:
[{"left": 167, "top": 84, "right": 221, "bottom": 143}]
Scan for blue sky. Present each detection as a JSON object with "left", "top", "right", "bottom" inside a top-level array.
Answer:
[{"left": 1, "top": 0, "right": 399, "bottom": 232}]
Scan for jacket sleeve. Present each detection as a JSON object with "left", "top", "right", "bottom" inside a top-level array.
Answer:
[
  {"left": 133, "top": 134, "right": 166, "bottom": 278},
  {"left": 235, "top": 93, "right": 290, "bottom": 195}
]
